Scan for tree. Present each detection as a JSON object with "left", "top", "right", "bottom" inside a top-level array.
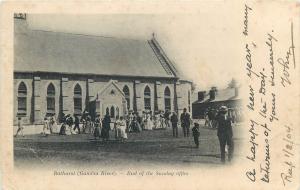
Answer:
[{"left": 228, "top": 78, "right": 238, "bottom": 88}]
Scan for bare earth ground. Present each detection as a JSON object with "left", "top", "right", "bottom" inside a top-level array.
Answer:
[{"left": 14, "top": 123, "right": 245, "bottom": 169}]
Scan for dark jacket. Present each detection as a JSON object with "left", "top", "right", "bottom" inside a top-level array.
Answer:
[
  {"left": 180, "top": 112, "right": 190, "bottom": 127},
  {"left": 216, "top": 114, "right": 233, "bottom": 138},
  {"left": 170, "top": 114, "right": 178, "bottom": 124},
  {"left": 192, "top": 126, "right": 200, "bottom": 137},
  {"left": 74, "top": 116, "right": 80, "bottom": 125},
  {"left": 95, "top": 117, "right": 101, "bottom": 128},
  {"left": 102, "top": 115, "right": 111, "bottom": 130},
  {"left": 208, "top": 110, "right": 215, "bottom": 120},
  {"left": 66, "top": 116, "right": 74, "bottom": 126}
]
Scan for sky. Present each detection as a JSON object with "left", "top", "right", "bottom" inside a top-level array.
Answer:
[{"left": 26, "top": 9, "right": 242, "bottom": 90}]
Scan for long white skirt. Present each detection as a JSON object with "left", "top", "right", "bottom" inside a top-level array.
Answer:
[
  {"left": 144, "top": 119, "right": 153, "bottom": 130},
  {"left": 119, "top": 125, "right": 127, "bottom": 139},
  {"left": 44, "top": 127, "right": 51, "bottom": 135},
  {"left": 154, "top": 119, "right": 161, "bottom": 129},
  {"left": 65, "top": 125, "right": 72, "bottom": 135},
  {"left": 51, "top": 123, "right": 58, "bottom": 133}
]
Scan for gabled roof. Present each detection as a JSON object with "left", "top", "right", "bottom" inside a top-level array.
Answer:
[
  {"left": 14, "top": 19, "right": 178, "bottom": 78},
  {"left": 97, "top": 80, "right": 125, "bottom": 97},
  {"left": 193, "top": 87, "right": 241, "bottom": 104}
]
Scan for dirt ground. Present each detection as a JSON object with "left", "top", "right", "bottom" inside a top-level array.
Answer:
[{"left": 14, "top": 124, "right": 245, "bottom": 169}]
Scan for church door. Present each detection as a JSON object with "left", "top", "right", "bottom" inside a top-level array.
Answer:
[{"left": 88, "top": 100, "right": 96, "bottom": 121}]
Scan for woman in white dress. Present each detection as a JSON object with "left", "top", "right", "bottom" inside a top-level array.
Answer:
[
  {"left": 65, "top": 124, "right": 72, "bottom": 135},
  {"left": 154, "top": 113, "right": 161, "bottom": 129},
  {"left": 43, "top": 117, "right": 51, "bottom": 136},
  {"left": 50, "top": 115, "right": 58, "bottom": 133},
  {"left": 159, "top": 112, "right": 166, "bottom": 129},
  {"left": 144, "top": 113, "right": 153, "bottom": 130},
  {"left": 114, "top": 116, "right": 121, "bottom": 140},
  {"left": 119, "top": 116, "right": 127, "bottom": 142}
]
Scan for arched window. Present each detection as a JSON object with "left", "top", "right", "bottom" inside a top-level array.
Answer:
[
  {"left": 116, "top": 107, "right": 119, "bottom": 118},
  {"left": 110, "top": 106, "right": 115, "bottom": 118},
  {"left": 144, "top": 86, "right": 151, "bottom": 111},
  {"left": 47, "top": 83, "right": 55, "bottom": 113},
  {"left": 164, "top": 86, "right": 171, "bottom": 111},
  {"left": 17, "top": 82, "right": 27, "bottom": 114},
  {"left": 123, "top": 85, "right": 130, "bottom": 110},
  {"left": 106, "top": 107, "right": 109, "bottom": 115},
  {"left": 74, "top": 84, "right": 82, "bottom": 114}
]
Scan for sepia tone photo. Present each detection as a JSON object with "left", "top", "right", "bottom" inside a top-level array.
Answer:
[
  {"left": 1, "top": 2, "right": 299, "bottom": 190},
  {"left": 13, "top": 13, "right": 243, "bottom": 168}
]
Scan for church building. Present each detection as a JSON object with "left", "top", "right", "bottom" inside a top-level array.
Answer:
[{"left": 13, "top": 14, "right": 193, "bottom": 125}]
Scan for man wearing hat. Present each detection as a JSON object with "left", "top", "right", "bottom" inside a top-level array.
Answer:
[
  {"left": 216, "top": 106, "right": 234, "bottom": 163},
  {"left": 180, "top": 108, "right": 191, "bottom": 137}
]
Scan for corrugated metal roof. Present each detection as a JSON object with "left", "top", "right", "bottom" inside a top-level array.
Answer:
[{"left": 14, "top": 20, "right": 176, "bottom": 78}]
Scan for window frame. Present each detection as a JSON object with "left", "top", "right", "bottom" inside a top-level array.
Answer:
[
  {"left": 46, "top": 83, "right": 56, "bottom": 113},
  {"left": 164, "top": 87, "right": 171, "bottom": 111},
  {"left": 144, "top": 86, "right": 151, "bottom": 110},
  {"left": 17, "top": 82, "right": 27, "bottom": 115},
  {"left": 73, "top": 84, "right": 82, "bottom": 115},
  {"left": 123, "top": 85, "right": 130, "bottom": 110}
]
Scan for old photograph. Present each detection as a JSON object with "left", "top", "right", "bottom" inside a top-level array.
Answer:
[
  {"left": 13, "top": 13, "right": 244, "bottom": 168},
  {"left": 1, "top": 1, "right": 299, "bottom": 190}
]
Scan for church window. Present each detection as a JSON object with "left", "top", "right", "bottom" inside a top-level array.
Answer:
[
  {"left": 164, "top": 86, "right": 171, "bottom": 111},
  {"left": 116, "top": 107, "right": 119, "bottom": 118},
  {"left": 144, "top": 86, "right": 151, "bottom": 111},
  {"left": 74, "top": 84, "right": 82, "bottom": 114},
  {"left": 17, "top": 82, "right": 27, "bottom": 114},
  {"left": 47, "top": 83, "right": 55, "bottom": 113},
  {"left": 123, "top": 85, "right": 130, "bottom": 110},
  {"left": 110, "top": 106, "right": 115, "bottom": 118}
]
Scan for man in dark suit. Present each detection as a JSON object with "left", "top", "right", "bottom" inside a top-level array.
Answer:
[
  {"left": 73, "top": 115, "right": 80, "bottom": 134},
  {"left": 216, "top": 106, "right": 234, "bottom": 163},
  {"left": 170, "top": 112, "right": 178, "bottom": 137},
  {"left": 101, "top": 113, "right": 111, "bottom": 141},
  {"left": 180, "top": 108, "right": 191, "bottom": 137}
]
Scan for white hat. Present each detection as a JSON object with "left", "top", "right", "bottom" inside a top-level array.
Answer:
[{"left": 219, "top": 106, "right": 228, "bottom": 112}]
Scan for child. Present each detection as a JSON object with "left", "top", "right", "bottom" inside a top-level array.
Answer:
[
  {"left": 14, "top": 117, "right": 24, "bottom": 137},
  {"left": 192, "top": 122, "right": 200, "bottom": 148}
]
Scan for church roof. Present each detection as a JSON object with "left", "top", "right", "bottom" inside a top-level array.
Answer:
[{"left": 14, "top": 19, "right": 178, "bottom": 78}]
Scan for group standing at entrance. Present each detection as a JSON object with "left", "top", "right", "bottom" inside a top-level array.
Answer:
[{"left": 15, "top": 105, "right": 235, "bottom": 164}]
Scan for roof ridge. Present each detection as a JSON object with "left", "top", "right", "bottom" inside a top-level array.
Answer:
[
  {"left": 149, "top": 38, "right": 178, "bottom": 77},
  {"left": 30, "top": 29, "right": 147, "bottom": 42}
]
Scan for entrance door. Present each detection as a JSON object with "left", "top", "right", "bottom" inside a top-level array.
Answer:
[{"left": 88, "top": 100, "right": 96, "bottom": 121}]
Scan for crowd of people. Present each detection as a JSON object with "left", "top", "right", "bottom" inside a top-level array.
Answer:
[
  {"left": 204, "top": 107, "right": 243, "bottom": 129},
  {"left": 14, "top": 105, "right": 236, "bottom": 163},
  {"left": 14, "top": 109, "right": 192, "bottom": 139}
]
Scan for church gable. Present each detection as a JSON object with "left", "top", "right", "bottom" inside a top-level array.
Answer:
[
  {"left": 97, "top": 80, "right": 125, "bottom": 99},
  {"left": 95, "top": 80, "right": 127, "bottom": 117}
]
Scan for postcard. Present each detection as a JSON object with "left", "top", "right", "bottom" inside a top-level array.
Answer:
[{"left": 0, "top": 1, "right": 299, "bottom": 190}]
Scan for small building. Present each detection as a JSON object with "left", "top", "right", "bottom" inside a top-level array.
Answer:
[
  {"left": 192, "top": 87, "right": 242, "bottom": 119},
  {"left": 13, "top": 14, "right": 193, "bottom": 125}
]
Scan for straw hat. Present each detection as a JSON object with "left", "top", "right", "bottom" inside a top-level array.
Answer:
[{"left": 219, "top": 106, "right": 228, "bottom": 112}]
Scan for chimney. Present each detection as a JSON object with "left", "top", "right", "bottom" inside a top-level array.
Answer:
[
  {"left": 209, "top": 87, "right": 217, "bottom": 100},
  {"left": 198, "top": 91, "right": 206, "bottom": 101}
]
